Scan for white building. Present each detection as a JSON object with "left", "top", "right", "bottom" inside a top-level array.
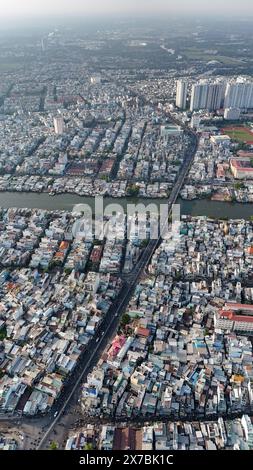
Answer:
[
  {"left": 176, "top": 80, "right": 188, "bottom": 109},
  {"left": 53, "top": 116, "right": 64, "bottom": 135},
  {"left": 214, "top": 303, "right": 253, "bottom": 334},
  {"left": 190, "top": 113, "right": 201, "bottom": 129},
  {"left": 230, "top": 158, "right": 253, "bottom": 179},
  {"left": 160, "top": 124, "right": 183, "bottom": 139},
  {"left": 190, "top": 80, "right": 225, "bottom": 112},
  {"left": 224, "top": 107, "right": 241, "bottom": 121},
  {"left": 241, "top": 415, "right": 253, "bottom": 448},
  {"left": 210, "top": 135, "right": 231, "bottom": 146},
  {"left": 224, "top": 79, "right": 253, "bottom": 110},
  {"left": 90, "top": 75, "right": 101, "bottom": 85},
  {"left": 142, "top": 426, "right": 154, "bottom": 451},
  {"left": 190, "top": 82, "right": 209, "bottom": 111},
  {"left": 206, "top": 82, "right": 225, "bottom": 111}
]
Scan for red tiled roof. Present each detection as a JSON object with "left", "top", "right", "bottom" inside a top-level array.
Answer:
[
  {"left": 230, "top": 159, "right": 253, "bottom": 171},
  {"left": 219, "top": 310, "right": 253, "bottom": 323},
  {"left": 225, "top": 303, "right": 253, "bottom": 311},
  {"left": 136, "top": 327, "right": 150, "bottom": 337}
]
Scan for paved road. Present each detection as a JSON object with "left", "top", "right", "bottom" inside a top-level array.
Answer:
[
  {"left": 0, "top": 120, "right": 198, "bottom": 448},
  {"left": 124, "top": 128, "right": 198, "bottom": 284},
  {"left": 35, "top": 120, "right": 198, "bottom": 449},
  {"left": 0, "top": 114, "right": 196, "bottom": 448},
  {"left": 36, "top": 279, "right": 136, "bottom": 449}
]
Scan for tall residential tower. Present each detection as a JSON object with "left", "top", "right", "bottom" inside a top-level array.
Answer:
[
  {"left": 190, "top": 80, "right": 225, "bottom": 112},
  {"left": 176, "top": 80, "right": 188, "bottom": 109},
  {"left": 224, "top": 79, "right": 253, "bottom": 110},
  {"left": 54, "top": 116, "right": 64, "bottom": 135}
]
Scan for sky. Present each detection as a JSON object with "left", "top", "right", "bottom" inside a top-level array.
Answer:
[{"left": 2, "top": 0, "right": 253, "bottom": 19}]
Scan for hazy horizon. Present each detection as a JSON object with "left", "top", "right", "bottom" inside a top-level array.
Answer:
[{"left": 1, "top": 0, "right": 253, "bottom": 20}]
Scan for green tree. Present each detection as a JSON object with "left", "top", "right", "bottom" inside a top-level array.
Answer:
[
  {"left": 234, "top": 182, "right": 244, "bottom": 190},
  {"left": 127, "top": 184, "right": 140, "bottom": 197},
  {"left": 49, "top": 441, "right": 58, "bottom": 450},
  {"left": 121, "top": 313, "right": 131, "bottom": 327},
  {"left": 64, "top": 268, "right": 72, "bottom": 275},
  {"left": 0, "top": 325, "right": 7, "bottom": 341},
  {"left": 84, "top": 443, "right": 93, "bottom": 450},
  {"left": 174, "top": 272, "right": 182, "bottom": 281}
]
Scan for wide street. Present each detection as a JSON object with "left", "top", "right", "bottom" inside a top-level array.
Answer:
[
  {"left": 36, "top": 118, "right": 198, "bottom": 449},
  {"left": 0, "top": 117, "right": 198, "bottom": 450}
]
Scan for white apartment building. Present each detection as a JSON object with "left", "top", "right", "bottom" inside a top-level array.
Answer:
[
  {"left": 190, "top": 80, "right": 225, "bottom": 112},
  {"left": 224, "top": 107, "right": 241, "bottom": 120},
  {"left": 53, "top": 116, "right": 64, "bottom": 135},
  {"left": 214, "top": 303, "right": 253, "bottom": 334},
  {"left": 176, "top": 80, "right": 188, "bottom": 109},
  {"left": 190, "top": 82, "right": 209, "bottom": 111},
  {"left": 224, "top": 79, "right": 253, "bottom": 110}
]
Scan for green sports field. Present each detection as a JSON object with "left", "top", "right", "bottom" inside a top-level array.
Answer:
[{"left": 222, "top": 126, "right": 253, "bottom": 144}]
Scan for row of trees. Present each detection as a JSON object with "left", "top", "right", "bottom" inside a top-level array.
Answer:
[{"left": 49, "top": 441, "right": 93, "bottom": 450}]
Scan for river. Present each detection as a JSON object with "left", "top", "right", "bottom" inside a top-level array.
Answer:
[{"left": 0, "top": 192, "right": 252, "bottom": 219}]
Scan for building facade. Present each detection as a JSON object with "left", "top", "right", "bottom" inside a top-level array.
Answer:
[{"left": 176, "top": 80, "right": 188, "bottom": 109}]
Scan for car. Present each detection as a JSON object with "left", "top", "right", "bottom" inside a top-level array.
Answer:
[
  {"left": 54, "top": 411, "right": 58, "bottom": 418},
  {"left": 101, "top": 331, "right": 105, "bottom": 336},
  {"left": 95, "top": 337, "right": 100, "bottom": 343}
]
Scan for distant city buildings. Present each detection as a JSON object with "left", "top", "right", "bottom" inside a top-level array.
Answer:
[
  {"left": 2, "top": 19, "right": 253, "bottom": 451},
  {"left": 181, "top": 126, "right": 253, "bottom": 202},
  {"left": 41, "top": 38, "right": 47, "bottom": 52},
  {"left": 90, "top": 75, "right": 101, "bottom": 85},
  {"left": 180, "top": 77, "right": 253, "bottom": 114}
]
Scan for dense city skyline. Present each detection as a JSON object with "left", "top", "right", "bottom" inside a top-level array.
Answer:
[{"left": 1, "top": 6, "right": 253, "bottom": 457}]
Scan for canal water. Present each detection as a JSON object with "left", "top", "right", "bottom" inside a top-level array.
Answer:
[{"left": 0, "top": 192, "right": 252, "bottom": 219}]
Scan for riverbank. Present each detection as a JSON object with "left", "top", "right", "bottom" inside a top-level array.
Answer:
[{"left": 0, "top": 192, "right": 252, "bottom": 219}]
